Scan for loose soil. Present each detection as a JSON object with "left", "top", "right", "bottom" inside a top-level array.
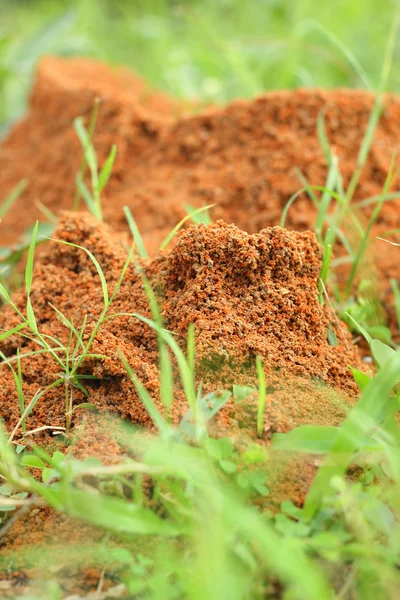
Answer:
[
  {"left": 1, "top": 57, "right": 400, "bottom": 300},
  {"left": 0, "top": 212, "right": 361, "bottom": 590},
  {"left": 0, "top": 55, "right": 396, "bottom": 593}
]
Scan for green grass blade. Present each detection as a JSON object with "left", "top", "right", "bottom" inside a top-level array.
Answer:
[
  {"left": 390, "top": 278, "right": 400, "bottom": 330},
  {"left": 304, "top": 352, "right": 400, "bottom": 518},
  {"left": 0, "top": 285, "right": 25, "bottom": 319},
  {"left": 118, "top": 349, "right": 170, "bottom": 435},
  {"left": 184, "top": 204, "right": 213, "bottom": 225},
  {"left": 74, "top": 116, "right": 98, "bottom": 174},
  {"left": 256, "top": 356, "right": 266, "bottom": 438},
  {"left": 48, "top": 486, "right": 180, "bottom": 536},
  {"left": 318, "top": 228, "right": 334, "bottom": 305},
  {"left": 25, "top": 221, "right": 38, "bottom": 295},
  {"left": 159, "top": 204, "right": 215, "bottom": 251},
  {"left": 75, "top": 174, "right": 96, "bottom": 214},
  {"left": 123, "top": 206, "right": 148, "bottom": 259},
  {"left": 295, "top": 169, "right": 320, "bottom": 208},
  {"left": 0, "top": 179, "right": 28, "bottom": 220},
  {"left": 345, "top": 155, "right": 396, "bottom": 296},
  {"left": 345, "top": 18, "right": 398, "bottom": 205},
  {"left": 45, "top": 237, "right": 109, "bottom": 307},
  {"left": 98, "top": 144, "right": 117, "bottom": 192},
  {"left": 73, "top": 98, "right": 100, "bottom": 210},
  {"left": 131, "top": 313, "right": 196, "bottom": 413},
  {"left": 303, "top": 19, "right": 372, "bottom": 90},
  {"left": 187, "top": 322, "right": 195, "bottom": 379},
  {"left": 344, "top": 313, "right": 373, "bottom": 346},
  {"left": 316, "top": 110, "right": 332, "bottom": 165},
  {"left": 315, "top": 158, "right": 338, "bottom": 241}
]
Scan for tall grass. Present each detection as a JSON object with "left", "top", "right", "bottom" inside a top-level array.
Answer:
[{"left": 1, "top": 0, "right": 400, "bottom": 130}]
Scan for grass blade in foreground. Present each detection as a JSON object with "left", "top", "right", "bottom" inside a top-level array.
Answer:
[{"left": 304, "top": 352, "right": 400, "bottom": 518}]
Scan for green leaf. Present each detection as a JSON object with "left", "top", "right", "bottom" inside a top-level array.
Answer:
[
  {"left": 21, "top": 455, "right": 46, "bottom": 469},
  {"left": 272, "top": 425, "right": 339, "bottom": 454},
  {"left": 305, "top": 352, "right": 400, "bottom": 518},
  {"left": 370, "top": 339, "right": 396, "bottom": 368},
  {"left": 219, "top": 459, "right": 237, "bottom": 474},
  {"left": 249, "top": 471, "right": 270, "bottom": 496},
  {"left": 124, "top": 206, "right": 148, "bottom": 259},
  {"left": 26, "top": 296, "right": 37, "bottom": 333},
  {"left": 281, "top": 500, "right": 304, "bottom": 521},
  {"left": 344, "top": 313, "right": 373, "bottom": 345},
  {"left": 48, "top": 487, "right": 180, "bottom": 536},
  {"left": 25, "top": 220, "right": 38, "bottom": 295},
  {"left": 74, "top": 117, "right": 98, "bottom": 172},
  {"left": 72, "top": 402, "right": 97, "bottom": 414},
  {"left": 233, "top": 385, "right": 256, "bottom": 402},
  {"left": 0, "top": 179, "right": 28, "bottom": 220},
  {"left": 241, "top": 443, "right": 268, "bottom": 464},
  {"left": 42, "top": 468, "right": 59, "bottom": 483},
  {"left": 350, "top": 367, "right": 372, "bottom": 391},
  {"left": 178, "top": 390, "right": 232, "bottom": 441},
  {"left": 204, "top": 437, "right": 234, "bottom": 460},
  {"left": 275, "top": 513, "right": 311, "bottom": 538},
  {"left": 365, "top": 499, "right": 395, "bottom": 537},
  {"left": 51, "top": 451, "right": 65, "bottom": 468},
  {"left": 0, "top": 322, "right": 26, "bottom": 342},
  {"left": 159, "top": 204, "right": 215, "bottom": 250},
  {"left": 98, "top": 145, "right": 117, "bottom": 192},
  {"left": 0, "top": 484, "right": 13, "bottom": 496}
]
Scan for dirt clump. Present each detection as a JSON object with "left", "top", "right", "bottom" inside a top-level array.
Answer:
[
  {"left": 1, "top": 56, "right": 400, "bottom": 295},
  {"left": 0, "top": 211, "right": 360, "bottom": 439},
  {"left": 0, "top": 212, "right": 362, "bottom": 582}
]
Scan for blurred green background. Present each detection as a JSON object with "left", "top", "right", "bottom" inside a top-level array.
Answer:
[{"left": 0, "top": 0, "right": 399, "bottom": 132}]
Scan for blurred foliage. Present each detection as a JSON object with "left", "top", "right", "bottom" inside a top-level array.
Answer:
[{"left": 0, "top": 0, "right": 400, "bottom": 132}]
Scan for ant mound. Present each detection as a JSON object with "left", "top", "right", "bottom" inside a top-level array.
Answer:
[
  {"left": 0, "top": 211, "right": 360, "bottom": 437},
  {"left": 1, "top": 56, "right": 400, "bottom": 298},
  {"left": 0, "top": 213, "right": 363, "bottom": 581},
  {"left": 1, "top": 212, "right": 359, "bottom": 457}
]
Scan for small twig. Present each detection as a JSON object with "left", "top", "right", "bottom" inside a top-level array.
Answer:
[
  {"left": 96, "top": 567, "right": 106, "bottom": 596},
  {"left": 0, "top": 495, "right": 40, "bottom": 540},
  {"left": 22, "top": 425, "right": 66, "bottom": 437},
  {"left": 377, "top": 236, "right": 400, "bottom": 246},
  {"left": 337, "top": 565, "right": 357, "bottom": 600},
  {"left": 8, "top": 393, "right": 42, "bottom": 444}
]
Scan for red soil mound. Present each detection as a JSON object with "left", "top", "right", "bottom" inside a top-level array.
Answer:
[
  {"left": 0, "top": 56, "right": 386, "bottom": 585},
  {"left": 0, "top": 210, "right": 362, "bottom": 582},
  {"left": 0, "top": 212, "right": 359, "bottom": 441},
  {"left": 1, "top": 56, "right": 400, "bottom": 294}
]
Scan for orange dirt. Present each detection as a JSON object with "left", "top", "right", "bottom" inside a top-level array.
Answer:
[
  {"left": 0, "top": 210, "right": 360, "bottom": 433},
  {"left": 0, "top": 55, "right": 394, "bottom": 590},
  {"left": 1, "top": 57, "right": 400, "bottom": 297},
  {"left": 0, "top": 212, "right": 359, "bottom": 538}
]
